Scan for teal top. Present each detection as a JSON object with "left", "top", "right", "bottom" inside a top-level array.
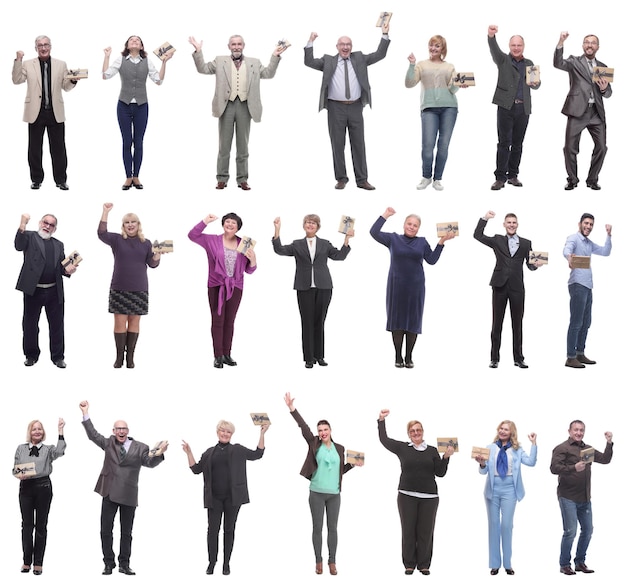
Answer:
[
  {"left": 309, "top": 442, "right": 341, "bottom": 494},
  {"left": 405, "top": 60, "right": 459, "bottom": 111}
]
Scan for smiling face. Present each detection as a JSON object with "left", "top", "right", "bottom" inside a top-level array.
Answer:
[
  {"left": 125, "top": 36, "right": 144, "bottom": 53},
  {"left": 304, "top": 219, "right": 319, "bottom": 238},
  {"left": 569, "top": 421, "right": 585, "bottom": 443},
  {"left": 428, "top": 41, "right": 443, "bottom": 60},
  {"left": 403, "top": 215, "right": 421, "bottom": 238},
  {"left": 217, "top": 426, "right": 234, "bottom": 443},
  {"left": 503, "top": 214, "right": 518, "bottom": 236},
  {"left": 228, "top": 36, "right": 245, "bottom": 59},
  {"left": 509, "top": 35, "right": 525, "bottom": 59},
  {"left": 583, "top": 36, "right": 599, "bottom": 60},
  {"left": 113, "top": 421, "right": 129, "bottom": 443},
  {"left": 122, "top": 213, "right": 140, "bottom": 238},
  {"left": 38, "top": 215, "right": 57, "bottom": 239},
  {"left": 336, "top": 36, "right": 352, "bottom": 59},
  {"left": 317, "top": 423, "right": 332, "bottom": 444},
  {"left": 29, "top": 421, "right": 45, "bottom": 444},
  {"left": 35, "top": 36, "right": 51, "bottom": 60},
  {"left": 407, "top": 422, "right": 424, "bottom": 445},
  {"left": 497, "top": 423, "right": 512, "bottom": 442},
  {"left": 223, "top": 218, "right": 239, "bottom": 235},
  {"left": 579, "top": 217, "right": 594, "bottom": 237}
]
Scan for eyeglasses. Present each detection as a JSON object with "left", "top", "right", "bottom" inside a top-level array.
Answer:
[
  {"left": 41, "top": 220, "right": 56, "bottom": 228},
  {"left": 36, "top": 44, "right": 51, "bottom": 49},
  {"left": 114, "top": 427, "right": 129, "bottom": 431}
]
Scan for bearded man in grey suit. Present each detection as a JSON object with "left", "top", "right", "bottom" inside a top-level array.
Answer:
[
  {"left": 80, "top": 401, "right": 167, "bottom": 576},
  {"left": 554, "top": 32, "right": 612, "bottom": 191},
  {"left": 189, "top": 35, "right": 287, "bottom": 191},
  {"left": 304, "top": 23, "right": 390, "bottom": 191}
]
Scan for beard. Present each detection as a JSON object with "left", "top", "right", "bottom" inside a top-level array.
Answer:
[{"left": 38, "top": 228, "right": 52, "bottom": 239}]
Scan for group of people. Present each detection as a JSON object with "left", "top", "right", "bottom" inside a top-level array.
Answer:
[
  {"left": 14, "top": 208, "right": 612, "bottom": 369},
  {"left": 11, "top": 25, "right": 612, "bottom": 191},
  {"left": 14, "top": 410, "right": 613, "bottom": 576}
]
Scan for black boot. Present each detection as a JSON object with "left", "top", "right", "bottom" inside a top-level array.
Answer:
[
  {"left": 126, "top": 332, "right": 139, "bottom": 368},
  {"left": 114, "top": 332, "right": 127, "bottom": 368}
]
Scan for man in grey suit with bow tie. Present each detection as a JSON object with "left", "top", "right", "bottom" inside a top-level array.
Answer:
[
  {"left": 189, "top": 35, "right": 287, "bottom": 191},
  {"left": 80, "top": 401, "right": 167, "bottom": 576},
  {"left": 304, "top": 24, "right": 390, "bottom": 191},
  {"left": 554, "top": 32, "right": 612, "bottom": 191}
]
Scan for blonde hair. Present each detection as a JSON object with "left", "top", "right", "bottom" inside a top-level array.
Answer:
[
  {"left": 493, "top": 420, "right": 520, "bottom": 450},
  {"left": 428, "top": 35, "right": 447, "bottom": 60},
  {"left": 406, "top": 420, "right": 424, "bottom": 435},
  {"left": 216, "top": 420, "right": 235, "bottom": 434},
  {"left": 121, "top": 213, "right": 145, "bottom": 242},
  {"left": 303, "top": 214, "right": 321, "bottom": 230},
  {"left": 26, "top": 420, "right": 46, "bottom": 442}
]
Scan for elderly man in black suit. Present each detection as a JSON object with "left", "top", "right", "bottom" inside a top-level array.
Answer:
[
  {"left": 474, "top": 211, "right": 539, "bottom": 369},
  {"left": 15, "top": 213, "right": 76, "bottom": 368},
  {"left": 554, "top": 32, "right": 612, "bottom": 191},
  {"left": 272, "top": 215, "right": 353, "bottom": 368},
  {"left": 80, "top": 401, "right": 167, "bottom": 576},
  {"left": 304, "top": 24, "right": 390, "bottom": 191}
]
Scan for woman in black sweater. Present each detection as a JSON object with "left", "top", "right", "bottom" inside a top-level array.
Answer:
[{"left": 378, "top": 409, "right": 453, "bottom": 575}]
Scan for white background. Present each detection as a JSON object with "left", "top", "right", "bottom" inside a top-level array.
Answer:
[{"left": 1, "top": 1, "right": 622, "bottom": 585}]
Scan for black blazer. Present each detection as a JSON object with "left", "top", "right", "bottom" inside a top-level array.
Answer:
[
  {"left": 304, "top": 37, "right": 390, "bottom": 111},
  {"left": 15, "top": 230, "right": 68, "bottom": 304},
  {"left": 554, "top": 47, "right": 612, "bottom": 121},
  {"left": 190, "top": 443, "right": 264, "bottom": 509},
  {"left": 273, "top": 236, "right": 350, "bottom": 290},
  {"left": 474, "top": 218, "right": 536, "bottom": 291}
]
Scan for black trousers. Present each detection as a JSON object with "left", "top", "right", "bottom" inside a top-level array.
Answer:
[
  {"left": 19, "top": 477, "right": 53, "bottom": 567},
  {"left": 297, "top": 288, "right": 332, "bottom": 362},
  {"left": 397, "top": 492, "right": 439, "bottom": 571},
  {"left": 207, "top": 496, "right": 241, "bottom": 564},
  {"left": 28, "top": 109, "right": 67, "bottom": 184},
  {"left": 491, "top": 283, "right": 525, "bottom": 363},
  {"left": 23, "top": 288, "right": 65, "bottom": 362},
  {"left": 100, "top": 496, "right": 136, "bottom": 567}
]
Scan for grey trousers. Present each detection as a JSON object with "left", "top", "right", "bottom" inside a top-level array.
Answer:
[
  {"left": 327, "top": 100, "right": 367, "bottom": 183},
  {"left": 217, "top": 98, "right": 251, "bottom": 183},
  {"left": 309, "top": 490, "right": 341, "bottom": 563}
]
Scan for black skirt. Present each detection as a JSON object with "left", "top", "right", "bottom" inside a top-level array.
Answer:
[{"left": 108, "top": 290, "right": 149, "bottom": 315}]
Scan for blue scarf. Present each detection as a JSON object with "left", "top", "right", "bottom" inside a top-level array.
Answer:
[{"left": 496, "top": 440, "right": 511, "bottom": 478}]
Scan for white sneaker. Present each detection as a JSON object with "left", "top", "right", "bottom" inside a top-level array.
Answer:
[
  {"left": 416, "top": 178, "right": 432, "bottom": 190},
  {"left": 432, "top": 180, "right": 444, "bottom": 191}
]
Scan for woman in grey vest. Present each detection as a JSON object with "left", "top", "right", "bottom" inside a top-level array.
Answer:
[{"left": 102, "top": 36, "right": 172, "bottom": 189}]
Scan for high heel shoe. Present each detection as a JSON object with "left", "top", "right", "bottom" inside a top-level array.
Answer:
[
  {"left": 328, "top": 563, "right": 337, "bottom": 575},
  {"left": 315, "top": 562, "right": 323, "bottom": 574}
]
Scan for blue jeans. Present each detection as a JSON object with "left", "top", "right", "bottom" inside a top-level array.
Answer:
[
  {"left": 486, "top": 476, "right": 517, "bottom": 569},
  {"left": 420, "top": 107, "right": 457, "bottom": 180},
  {"left": 558, "top": 497, "right": 593, "bottom": 567},
  {"left": 117, "top": 101, "right": 149, "bottom": 178},
  {"left": 567, "top": 283, "right": 593, "bottom": 358}
]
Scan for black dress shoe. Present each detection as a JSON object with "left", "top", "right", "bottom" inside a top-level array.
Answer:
[
  {"left": 33, "top": 569, "right": 43, "bottom": 575},
  {"left": 507, "top": 177, "right": 523, "bottom": 187},
  {"left": 560, "top": 566, "right": 576, "bottom": 575},
  {"left": 395, "top": 360, "right": 404, "bottom": 368},
  {"left": 213, "top": 356, "right": 224, "bottom": 368},
  {"left": 405, "top": 568, "right": 414, "bottom": 575},
  {"left": 490, "top": 568, "right": 499, "bottom": 575},
  {"left": 491, "top": 180, "right": 506, "bottom": 190},
  {"left": 206, "top": 562, "right": 216, "bottom": 575},
  {"left": 119, "top": 566, "right": 136, "bottom": 575},
  {"left": 122, "top": 182, "right": 132, "bottom": 190},
  {"left": 24, "top": 357, "right": 38, "bottom": 367},
  {"left": 56, "top": 183, "right": 69, "bottom": 190},
  {"left": 132, "top": 181, "right": 143, "bottom": 189},
  {"left": 564, "top": 180, "right": 578, "bottom": 190},
  {"left": 586, "top": 181, "right": 601, "bottom": 190},
  {"left": 505, "top": 568, "right": 515, "bottom": 575},
  {"left": 222, "top": 563, "right": 230, "bottom": 575},
  {"left": 419, "top": 569, "right": 430, "bottom": 575},
  {"left": 315, "top": 358, "right": 328, "bottom": 366},
  {"left": 575, "top": 563, "right": 594, "bottom": 573},
  {"left": 54, "top": 359, "right": 67, "bottom": 369},
  {"left": 31, "top": 182, "right": 41, "bottom": 189},
  {"left": 21, "top": 567, "right": 30, "bottom": 573},
  {"left": 489, "top": 361, "right": 498, "bottom": 368},
  {"left": 514, "top": 360, "right": 529, "bottom": 369},
  {"left": 102, "top": 565, "right": 114, "bottom": 575},
  {"left": 404, "top": 359, "right": 414, "bottom": 369},
  {"left": 305, "top": 361, "right": 314, "bottom": 369},
  {"left": 222, "top": 355, "right": 237, "bottom": 366}
]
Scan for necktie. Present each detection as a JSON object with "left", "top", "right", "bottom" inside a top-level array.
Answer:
[
  {"left": 120, "top": 445, "right": 127, "bottom": 460},
  {"left": 43, "top": 61, "right": 50, "bottom": 109},
  {"left": 344, "top": 58, "right": 350, "bottom": 100}
]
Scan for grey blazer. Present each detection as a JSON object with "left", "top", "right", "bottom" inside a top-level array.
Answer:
[
  {"left": 192, "top": 51, "right": 280, "bottom": 122},
  {"left": 273, "top": 236, "right": 350, "bottom": 290},
  {"left": 83, "top": 419, "right": 164, "bottom": 508},
  {"left": 15, "top": 230, "right": 68, "bottom": 304},
  {"left": 304, "top": 37, "right": 390, "bottom": 111},
  {"left": 554, "top": 47, "right": 612, "bottom": 121},
  {"left": 488, "top": 35, "right": 539, "bottom": 115}
]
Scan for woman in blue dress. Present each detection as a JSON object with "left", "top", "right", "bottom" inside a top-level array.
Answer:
[{"left": 370, "top": 207, "right": 455, "bottom": 367}]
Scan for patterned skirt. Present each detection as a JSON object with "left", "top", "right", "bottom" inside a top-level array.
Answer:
[{"left": 108, "top": 290, "right": 149, "bottom": 315}]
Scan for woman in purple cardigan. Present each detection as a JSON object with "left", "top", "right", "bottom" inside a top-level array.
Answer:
[
  {"left": 188, "top": 213, "right": 257, "bottom": 368},
  {"left": 99, "top": 202, "right": 161, "bottom": 368}
]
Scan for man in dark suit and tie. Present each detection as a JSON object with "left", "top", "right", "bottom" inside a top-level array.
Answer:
[
  {"left": 554, "top": 32, "right": 612, "bottom": 191},
  {"left": 12, "top": 36, "right": 78, "bottom": 190},
  {"left": 304, "top": 24, "right": 390, "bottom": 191},
  {"left": 474, "top": 211, "right": 539, "bottom": 369},
  {"left": 15, "top": 212, "right": 76, "bottom": 368},
  {"left": 80, "top": 401, "right": 167, "bottom": 576}
]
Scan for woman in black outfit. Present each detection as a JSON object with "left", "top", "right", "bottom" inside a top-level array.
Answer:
[
  {"left": 182, "top": 420, "right": 268, "bottom": 575},
  {"left": 378, "top": 409, "right": 453, "bottom": 575}
]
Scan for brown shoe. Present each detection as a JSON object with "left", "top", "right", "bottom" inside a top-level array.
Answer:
[
  {"left": 560, "top": 566, "right": 576, "bottom": 575},
  {"left": 335, "top": 180, "right": 347, "bottom": 190},
  {"left": 576, "top": 354, "right": 596, "bottom": 365},
  {"left": 315, "top": 562, "right": 323, "bottom": 575},
  {"left": 575, "top": 563, "right": 594, "bottom": 573},
  {"left": 238, "top": 181, "right": 251, "bottom": 190},
  {"left": 216, "top": 181, "right": 227, "bottom": 189},
  {"left": 507, "top": 177, "right": 523, "bottom": 187},
  {"left": 491, "top": 180, "right": 506, "bottom": 190},
  {"left": 328, "top": 563, "right": 337, "bottom": 575},
  {"left": 356, "top": 181, "right": 376, "bottom": 190},
  {"left": 565, "top": 357, "right": 585, "bottom": 369}
]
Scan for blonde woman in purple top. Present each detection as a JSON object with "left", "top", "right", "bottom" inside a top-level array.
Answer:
[
  {"left": 188, "top": 212, "right": 257, "bottom": 368},
  {"left": 98, "top": 202, "right": 161, "bottom": 368}
]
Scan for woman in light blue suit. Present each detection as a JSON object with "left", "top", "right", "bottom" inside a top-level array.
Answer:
[{"left": 476, "top": 420, "right": 536, "bottom": 575}]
